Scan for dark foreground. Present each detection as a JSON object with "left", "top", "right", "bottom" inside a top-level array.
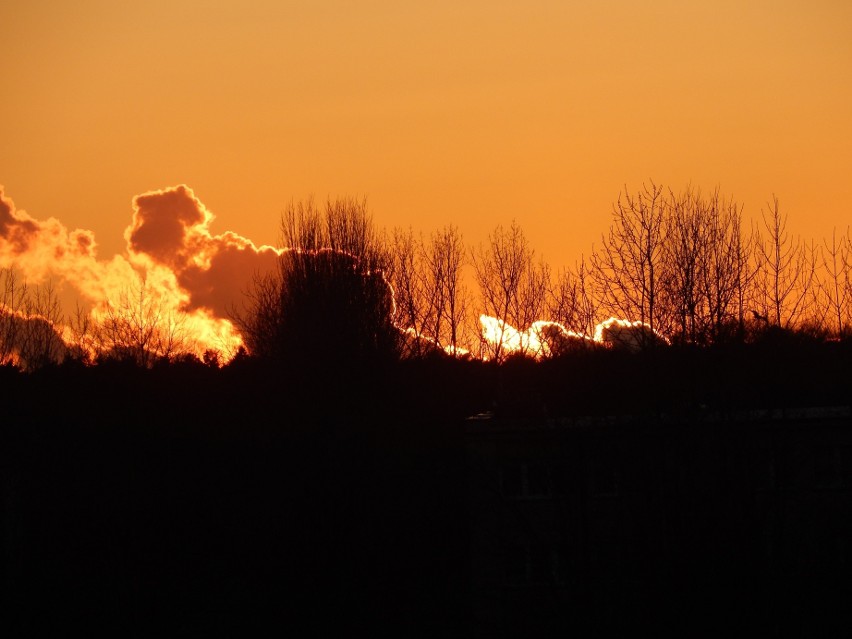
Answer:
[{"left": 2, "top": 342, "right": 851, "bottom": 636}]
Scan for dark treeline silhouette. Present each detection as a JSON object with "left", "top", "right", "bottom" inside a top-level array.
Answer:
[
  {"left": 233, "top": 197, "right": 401, "bottom": 377},
  {"left": 2, "top": 184, "right": 852, "bottom": 635},
  {"left": 2, "top": 332, "right": 851, "bottom": 635},
  {"left": 1, "top": 355, "right": 478, "bottom": 636},
  {"left": 3, "top": 183, "right": 852, "bottom": 369}
]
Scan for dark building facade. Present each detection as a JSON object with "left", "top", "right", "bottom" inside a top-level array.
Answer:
[{"left": 466, "top": 407, "right": 852, "bottom": 636}]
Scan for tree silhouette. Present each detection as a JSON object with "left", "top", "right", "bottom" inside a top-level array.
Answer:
[
  {"left": 660, "top": 187, "right": 752, "bottom": 345},
  {"left": 0, "top": 269, "right": 68, "bottom": 369},
  {"left": 388, "top": 226, "right": 427, "bottom": 358},
  {"left": 818, "top": 227, "right": 851, "bottom": 337},
  {"left": 753, "top": 196, "right": 817, "bottom": 329},
  {"left": 237, "top": 198, "right": 400, "bottom": 371},
  {"left": 591, "top": 183, "right": 668, "bottom": 346},
  {"left": 93, "top": 277, "right": 191, "bottom": 367},
  {"left": 472, "top": 220, "right": 549, "bottom": 361},
  {"left": 549, "top": 255, "right": 599, "bottom": 344},
  {"left": 424, "top": 225, "right": 470, "bottom": 357}
]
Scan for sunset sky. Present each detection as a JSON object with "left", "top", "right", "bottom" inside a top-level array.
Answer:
[{"left": 2, "top": 0, "right": 851, "bottom": 274}]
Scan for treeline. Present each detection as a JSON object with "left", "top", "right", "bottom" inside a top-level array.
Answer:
[
  {"left": 3, "top": 347, "right": 850, "bottom": 637},
  {"left": 390, "top": 183, "right": 851, "bottom": 358},
  {"left": 2, "top": 182, "right": 852, "bottom": 370},
  {"left": 3, "top": 185, "right": 851, "bottom": 637},
  {"left": 239, "top": 183, "right": 852, "bottom": 365},
  {"left": 0, "top": 269, "right": 209, "bottom": 371}
]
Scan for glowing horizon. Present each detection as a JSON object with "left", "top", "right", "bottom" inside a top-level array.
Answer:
[
  {"left": 0, "top": 184, "right": 278, "bottom": 364},
  {"left": 1, "top": 182, "right": 679, "bottom": 367},
  {"left": 476, "top": 315, "right": 669, "bottom": 361},
  {"left": 1, "top": 2, "right": 850, "bottom": 277}
]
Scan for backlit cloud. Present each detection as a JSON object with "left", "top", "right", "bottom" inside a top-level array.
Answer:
[
  {"left": 127, "top": 185, "right": 282, "bottom": 319},
  {"left": 0, "top": 184, "right": 282, "bottom": 362},
  {"left": 478, "top": 315, "right": 669, "bottom": 359},
  {"left": 2, "top": 183, "right": 673, "bottom": 367}
]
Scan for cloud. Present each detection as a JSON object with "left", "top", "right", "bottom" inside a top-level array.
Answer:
[
  {"left": 126, "top": 185, "right": 209, "bottom": 266},
  {"left": 126, "top": 185, "right": 282, "bottom": 319},
  {"left": 531, "top": 321, "right": 595, "bottom": 355},
  {"left": 593, "top": 317, "right": 670, "bottom": 351},
  {"left": 7, "top": 184, "right": 676, "bottom": 366},
  {"left": 478, "top": 315, "right": 669, "bottom": 359},
  {"left": 479, "top": 316, "right": 595, "bottom": 360},
  {"left": 0, "top": 184, "right": 286, "bottom": 362},
  {"left": 0, "top": 188, "right": 40, "bottom": 254}
]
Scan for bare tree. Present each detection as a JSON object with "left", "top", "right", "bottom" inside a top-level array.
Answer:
[
  {"left": 94, "top": 277, "right": 190, "bottom": 367},
  {"left": 753, "top": 197, "right": 816, "bottom": 328},
  {"left": 842, "top": 230, "right": 852, "bottom": 337},
  {"left": 700, "top": 192, "right": 749, "bottom": 342},
  {"left": 661, "top": 187, "right": 705, "bottom": 344},
  {"left": 661, "top": 187, "right": 751, "bottom": 345},
  {"left": 0, "top": 268, "right": 26, "bottom": 366},
  {"left": 730, "top": 212, "right": 758, "bottom": 339},
  {"left": 238, "top": 197, "right": 399, "bottom": 367},
  {"left": 66, "top": 301, "right": 96, "bottom": 365},
  {"left": 819, "top": 227, "right": 851, "bottom": 338},
  {"left": 591, "top": 183, "right": 668, "bottom": 345},
  {"left": 421, "top": 225, "right": 470, "bottom": 356},
  {"left": 233, "top": 270, "right": 283, "bottom": 359},
  {"left": 549, "top": 256, "right": 599, "bottom": 342},
  {"left": 388, "top": 227, "right": 429, "bottom": 358},
  {"left": 19, "top": 278, "right": 66, "bottom": 369},
  {"left": 472, "top": 220, "right": 549, "bottom": 361},
  {"left": 0, "top": 269, "right": 68, "bottom": 369}
]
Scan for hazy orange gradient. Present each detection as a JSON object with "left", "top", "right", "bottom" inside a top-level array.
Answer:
[
  {"left": 1, "top": 1, "right": 850, "bottom": 276},
  {"left": 1, "top": 180, "right": 673, "bottom": 364}
]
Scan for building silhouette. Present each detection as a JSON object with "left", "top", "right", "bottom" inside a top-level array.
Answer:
[{"left": 466, "top": 406, "right": 852, "bottom": 636}]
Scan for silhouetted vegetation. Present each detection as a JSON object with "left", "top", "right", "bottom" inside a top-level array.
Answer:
[
  {"left": 3, "top": 183, "right": 851, "bottom": 368},
  {"left": 2, "top": 331, "right": 851, "bottom": 635},
  {"left": 233, "top": 198, "right": 401, "bottom": 374},
  {"left": 2, "top": 184, "right": 852, "bottom": 635}
]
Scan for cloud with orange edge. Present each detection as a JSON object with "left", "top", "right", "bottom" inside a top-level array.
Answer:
[{"left": 0, "top": 184, "right": 284, "bottom": 361}]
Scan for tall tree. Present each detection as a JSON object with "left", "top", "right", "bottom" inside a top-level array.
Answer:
[
  {"left": 472, "top": 220, "right": 549, "bottom": 361},
  {"left": 388, "top": 226, "right": 428, "bottom": 358},
  {"left": 422, "top": 225, "right": 470, "bottom": 356},
  {"left": 238, "top": 198, "right": 400, "bottom": 369},
  {"left": 753, "top": 197, "right": 816, "bottom": 328},
  {"left": 94, "top": 277, "right": 190, "bottom": 367},
  {"left": 819, "top": 227, "right": 851, "bottom": 338},
  {"left": 549, "top": 256, "right": 599, "bottom": 341},
  {"left": 661, "top": 187, "right": 751, "bottom": 345},
  {"left": 591, "top": 183, "right": 668, "bottom": 344},
  {"left": 0, "top": 269, "right": 68, "bottom": 369}
]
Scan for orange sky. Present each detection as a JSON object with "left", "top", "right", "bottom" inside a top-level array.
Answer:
[{"left": 2, "top": 0, "right": 851, "bottom": 275}]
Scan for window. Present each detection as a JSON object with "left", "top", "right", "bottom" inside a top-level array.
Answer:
[
  {"left": 754, "top": 447, "right": 776, "bottom": 492},
  {"left": 503, "top": 542, "right": 563, "bottom": 586},
  {"left": 501, "top": 462, "right": 552, "bottom": 499},
  {"left": 590, "top": 457, "right": 619, "bottom": 496},
  {"left": 813, "top": 446, "right": 842, "bottom": 489}
]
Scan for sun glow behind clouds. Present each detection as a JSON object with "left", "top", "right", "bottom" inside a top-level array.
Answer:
[
  {"left": 2, "top": 183, "right": 672, "bottom": 367},
  {"left": 478, "top": 315, "right": 669, "bottom": 360},
  {"left": 0, "top": 184, "right": 283, "bottom": 363}
]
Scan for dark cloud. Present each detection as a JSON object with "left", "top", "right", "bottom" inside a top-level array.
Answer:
[
  {"left": 127, "top": 185, "right": 209, "bottom": 267},
  {"left": 0, "top": 186, "right": 41, "bottom": 254},
  {"left": 594, "top": 317, "right": 670, "bottom": 351},
  {"left": 124, "top": 185, "right": 283, "bottom": 319},
  {"left": 178, "top": 240, "right": 280, "bottom": 318}
]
